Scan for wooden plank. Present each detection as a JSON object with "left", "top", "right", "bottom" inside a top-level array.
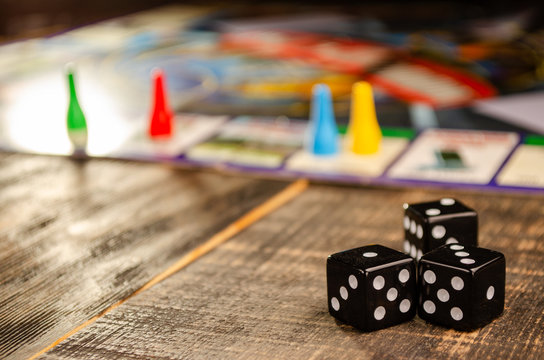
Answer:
[
  {"left": 28, "top": 178, "right": 308, "bottom": 360},
  {"left": 0, "top": 153, "right": 290, "bottom": 360},
  {"left": 40, "top": 185, "right": 544, "bottom": 359}
]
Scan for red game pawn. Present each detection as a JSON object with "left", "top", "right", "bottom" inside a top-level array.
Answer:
[{"left": 148, "top": 69, "right": 174, "bottom": 139}]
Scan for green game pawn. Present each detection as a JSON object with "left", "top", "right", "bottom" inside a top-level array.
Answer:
[{"left": 66, "top": 66, "right": 88, "bottom": 152}]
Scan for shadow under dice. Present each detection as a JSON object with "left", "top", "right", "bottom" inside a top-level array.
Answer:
[
  {"left": 327, "top": 245, "right": 416, "bottom": 332},
  {"left": 403, "top": 198, "right": 478, "bottom": 261},
  {"left": 418, "top": 244, "right": 505, "bottom": 331}
]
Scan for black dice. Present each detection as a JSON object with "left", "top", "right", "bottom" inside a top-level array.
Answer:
[
  {"left": 403, "top": 198, "right": 477, "bottom": 260},
  {"left": 418, "top": 244, "right": 505, "bottom": 331},
  {"left": 327, "top": 244, "right": 416, "bottom": 332}
]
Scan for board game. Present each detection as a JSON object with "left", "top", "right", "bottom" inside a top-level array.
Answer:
[{"left": 1, "top": 5, "right": 543, "bottom": 194}]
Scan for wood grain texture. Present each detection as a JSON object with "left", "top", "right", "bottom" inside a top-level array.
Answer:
[
  {"left": 40, "top": 185, "right": 544, "bottom": 360},
  {"left": 0, "top": 152, "right": 289, "bottom": 360},
  {"left": 27, "top": 179, "right": 308, "bottom": 360}
]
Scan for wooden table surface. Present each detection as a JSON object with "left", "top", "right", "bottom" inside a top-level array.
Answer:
[{"left": 1, "top": 152, "right": 543, "bottom": 360}]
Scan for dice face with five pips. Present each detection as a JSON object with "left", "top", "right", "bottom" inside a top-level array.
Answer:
[
  {"left": 327, "top": 245, "right": 417, "bottom": 332},
  {"left": 418, "top": 244, "right": 505, "bottom": 331},
  {"left": 403, "top": 198, "right": 478, "bottom": 261}
]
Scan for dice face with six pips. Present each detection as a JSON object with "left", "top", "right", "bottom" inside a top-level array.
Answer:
[
  {"left": 403, "top": 198, "right": 478, "bottom": 261},
  {"left": 418, "top": 244, "right": 505, "bottom": 331},
  {"left": 327, "top": 245, "right": 416, "bottom": 332}
]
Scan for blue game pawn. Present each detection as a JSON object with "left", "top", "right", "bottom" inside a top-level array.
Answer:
[{"left": 307, "top": 84, "right": 339, "bottom": 156}]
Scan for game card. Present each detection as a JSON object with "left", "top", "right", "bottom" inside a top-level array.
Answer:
[
  {"left": 387, "top": 129, "right": 519, "bottom": 184},
  {"left": 109, "top": 114, "right": 227, "bottom": 159},
  {"left": 496, "top": 144, "right": 544, "bottom": 188},
  {"left": 186, "top": 116, "right": 306, "bottom": 168},
  {"left": 286, "top": 137, "right": 408, "bottom": 178}
]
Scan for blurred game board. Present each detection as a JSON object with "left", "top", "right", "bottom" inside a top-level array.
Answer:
[
  {"left": 0, "top": 5, "right": 543, "bottom": 194},
  {"left": 221, "top": 30, "right": 496, "bottom": 108}
]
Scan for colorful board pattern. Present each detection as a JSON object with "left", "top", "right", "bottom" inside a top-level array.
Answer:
[{"left": 0, "top": 5, "right": 542, "bottom": 194}]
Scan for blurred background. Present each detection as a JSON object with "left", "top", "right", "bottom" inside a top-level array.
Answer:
[{"left": 0, "top": 1, "right": 541, "bottom": 41}]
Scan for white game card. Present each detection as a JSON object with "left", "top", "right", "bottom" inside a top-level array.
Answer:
[{"left": 387, "top": 129, "right": 519, "bottom": 184}]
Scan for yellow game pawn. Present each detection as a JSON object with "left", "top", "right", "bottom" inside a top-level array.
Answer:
[{"left": 347, "top": 81, "right": 382, "bottom": 155}]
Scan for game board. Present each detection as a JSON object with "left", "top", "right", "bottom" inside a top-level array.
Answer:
[
  {"left": 1, "top": 5, "right": 543, "bottom": 194},
  {"left": 221, "top": 30, "right": 496, "bottom": 108}
]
